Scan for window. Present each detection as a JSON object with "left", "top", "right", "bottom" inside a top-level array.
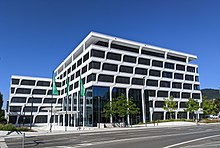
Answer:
[
  {"left": 165, "top": 62, "right": 174, "bottom": 69},
  {"left": 187, "top": 66, "right": 195, "bottom": 73},
  {"left": 74, "top": 81, "right": 79, "bottom": 89},
  {"left": 95, "top": 41, "right": 108, "bottom": 47},
  {"left": 103, "top": 63, "right": 118, "bottom": 72},
  {"left": 155, "top": 101, "right": 164, "bottom": 107},
  {"left": 33, "top": 89, "right": 46, "bottom": 95},
  {"left": 157, "top": 91, "right": 168, "bottom": 97},
  {"left": 87, "top": 73, "right": 96, "bottom": 83},
  {"left": 35, "top": 115, "right": 47, "bottom": 123},
  {"left": 162, "top": 71, "right": 172, "bottom": 78},
  {"left": 185, "top": 75, "right": 194, "bottom": 81},
  {"left": 98, "top": 74, "right": 114, "bottom": 83},
  {"left": 172, "top": 82, "right": 182, "bottom": 89},
  {"left": 89, "top": 61, "right": 101, "bottom": 70},
  {"left": 174, "top": 73, "right": 183, "bottom": 80},
  {"left": 37, "top": 81, "right": 50, "bottom": 87},
  {"left": 11, "top": 88, "right": 15, "bottom": 94},
  {"left": 176, "top": 64, "right": 185, "bottom": 71},
  {"left": 47, "top": 90, "right": 52, "bottom": 95},
  {"left": 196, "top": 67, "right": 199, "bottom": 73},
  {"left": 11, "top": 97, "right": 26, "bottom": 103},
  {"left": 76, "top": 70, "right": 80, "bottom": 78},
  {"left": 138, "top": 58, "right": 150, "bottom": 65},
  {"left": 77, "top": 58, "right": 82, "bottom": 67},
  {"left": 111, "top": 43, "right": 139, "bottom": 53},
  {"left": 28, "top": 97, "right": 42, "bottom": 103},
  {"left": 160, "top": 81, "right": 170, "bottom": 88},
  {"left": 82, "top": 65, "right": 87, "bottom": 74},
  {"left": 10, "top": 106, "right": 21, "bottom": 112},
  {"left": 149, "top": 70, "right": 161, "bottom": 77},
  {"left": 12, "top": 79, "right": 19, "bottom": 85},
  {"left": 107, "top": 52, "right": 121, "bottom": 61},
  {"left": 123, "top": 55, "right": 136, "bottom": 63},
  {"left": 192, "top": 93, "right": 200, "bottom": 99},
  {"left": 141, "top": 50, "right": 164, "bottom": 58},
  {"left": 135, "top": 68, "right": 147, "bottom": 75},
  {"left": 167, "top": 55, "right": 186, "bottom": 62},
  {"left": 182, "top": 92, "right": 190, "bottom": 99},
  {"left": 70, "top": 84, "right": 73, "bottom": 91},
  {"left": 195, "top": 76, "right": 199, "bottom": 82},
  {"left": 56, "top": 82, "right": 61, "bottom": 87},
  {"left": 91, "top": 49, "right": 105, "bottom": 58},
  {"left": 16, "top": 88, "right": 31, "bottom": 94},
  {"left": 21, "top": 80, "right": 35, "bottom": 86},
  {"left": 71, "top": 74, "right": 74, "bottom": 81},
  {"left": 170, "top": 92, "right": 180, "bottom": 98},
  {"left": 83, "top": 52, "right": 89, "bottom": 62},
  {"left": 180, "top": 102, "right": 187, "bottom": 108},
  {"left": 152, "top": 60, "right": 163, "bottom": 67},
  {"left": 43, "top": 98, "right": 56, "bottom": 103},
  {"left": 116, "top": 76, "right": 130, "bottom": 84},
  {"left": 194, "top": 85, "right": 200, "bottom": 90},
  {"left": 132, "top": 78, "right": 144, "bottom": 85},
  {"left": 119, "top": 65, "right": 133, "bottom": 74},
  {"left": 72, "top": 63, "right": 76, "bottom": 71},
  {"left": 146, "top": 79, "right": 158, "bottom": 87},
  {"left": 147, "top": 90, "right": 156, "bottom": 97},
  {"left": 23, "top": 106, "right": 38, "bottom": 112},
  {"left": 183, "top": 83, "right": 192, "bottom": 90}
]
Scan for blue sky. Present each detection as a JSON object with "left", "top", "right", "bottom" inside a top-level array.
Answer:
[{"left": 0, "top": 0, "right": 220, "bottom": 108}]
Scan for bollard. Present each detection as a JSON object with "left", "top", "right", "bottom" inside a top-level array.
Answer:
[{"left": 22, "top": 133, "right": 25, "bottom": 148}]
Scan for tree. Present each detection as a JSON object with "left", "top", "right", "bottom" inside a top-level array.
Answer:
[
  {"left": 103, "top": 94, "right": 139, "bottom": 125},
  {"left": 202, "top": 97, "right": 217, "bottom": 115},
  {"left": 185, "top": 98, "right": 199, "bottom": 121},
  {"left": 0, "top": 92, "right": 6, "bottom": 124},
  {"left": 163, "top": 96, "right": 177, "bottom": 119}
]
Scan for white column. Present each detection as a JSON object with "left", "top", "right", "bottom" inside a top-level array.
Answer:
[
  {"left": 164, "top": 112, "right": 166, "bottom": 120},
  {"left": 187, "top": 112, "right": 190, "bottom": 120},
  {"left": 47, "top": 110, "right": 50, "bottom": 125},
  {"left": 110, "top": 87, "right": 113, "bottom": 124},
  {"left": 74, "top": 114, "right": 76, "bottom": 127},
  {"left": 142, "top": 89, "right": 146, "bottom": 124},
  {"left": 126, "top": 88, "right": 130, "bottom": 125},
  {"left": 76, "top": 91, "right": 79, "bottom": 126},
  {"left": 62, "top": 98, "right": 65, "bottom": 126},
  {"left": 82, "top": 95, "right": 86, "bottom": 128},
  {"left": 58, "top": 115, "right": 60, "bottom": 126},
  {"left": 150, "top": 110, "right": 153, "bottom": 122},
  {"left": 175, "top": 111, "right": 178, "bottom": 120}
]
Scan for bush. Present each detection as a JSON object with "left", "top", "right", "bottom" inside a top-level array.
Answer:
[{"left": 0, "top": 124, "right": 34, "bottom": 132}]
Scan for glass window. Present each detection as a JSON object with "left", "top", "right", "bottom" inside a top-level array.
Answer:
[
  {"left": 141, "top": 50, "right": 164, "bottom": 58},
  {"left": 12, "top": 79, "right": 20, "bottom": 85},
  {"left": 77, "top": 58, "right": 82, "bottom": 67},
  {"left": 135, "top": 68, "right": 147, "bottom": 75},
  {"left": 71, "top": 74, "right": 74, "bottom": 81},
  {"left": 28, "top": 97, "right": 42, "bottom": 103},
  {"left": 91, "top": 49, "right": 105, "bottom": 58},
  {"left": 37, "top": 81, "right": 50, "bottom": 87},
  {"left": 107, "top": 52, "right": 121, "bottom": 61},
  {"left": 183, "top": 83, "right": 192, "bottom": 90},
  {"left": 155, "top": 101, "right": 164, "bottom": 107},
  {"left": 35, "top": 115, "right": 47, "bottom": 123},
  {"left": 170, "top": 92, "right": 180, "bottom": 98},
  {"left": 21, "top": 80, "right": 35, "bottom": 86},
  {"left": 147, "top": 90, "right": 156, "bottom": 97},
  {"left": 43, "top": 98, "right": 56, "bottom": 103},
  {"left": 167, "top": 55, "right": 186, "bottom": 62},
  {"left": 123, "top": 55, "right": 136, "bottom": 63},
  {"left": 119, "top": 65, "right": 133, "bottom": 74},
  {"left": 187, "top": 66, "right": 195, "bottom": 73},
  {"left": 116, "top": 76, "right": 130, "bottom": 84},
  {"left": 138, "top": 58, "right": 150, "bottom": 65},
  {"left": 102, "top": 63, "right": 118, "bottom": 72},
  {"left": 98, "top": 74, "right": 114, "bottom": 83},
  {"left": 23, "top": 106, "right": 38, "bottom": 112},
  {"left": 195, "top": 76, "right": 199, "bottom": 82},
  {"left": 89, "top": 61, "right": 101, "bottom": 70},
  {"left": 174, "top": 73, "right": 183, "bottom": 80},
  {"left": 95, "top": 41, "right": 109, "bottom": 47},
  {"left": 176, "top": 64, "right": 185, "bottom": 71},
  {"left": 11, "top": 97, "right": 26, "bottom": 103},
  {"left": 182, "top": 92, "right": 190, "bottom": 98},
  {"left": 74, "top": 81, "right": 79, "bottom": 88},
  {"left": 149, "top": 70, "right": 161, "bottom": 77},
  {"left": 192, "top": 93, "right": 200, "bottom": 99},
  {"left": 157, "top": 91, "right": 168, "bottom": 97},
  {"left": 10, "top": 106, "right": 21, "bottom": 112},
  {"left": 82, "top": 65, "right": 87, "bottom": 74},
  {"left": 76, "top": 70, "right": 80, "bottom": 78},
  {"left": 112, "top": 87, "right": 126, "bottom": 98},
  {"left": 11, "top": 87, "right": 15, "bottom": 94},
  {"left": 72, "top": 63, "right": 76, "bottom": 71},
  {"left": 87, "top": 73, "right": 96, "bottom": 83},
  {"left": 165, "top": 62, "right": 174, "bottom": 69},
  {"left": 33, "top": 89, "right": 46, "bottom": 95},
  {"left": 180, "top": 102, "right": 187, "bottom": 108},
  {"left": 146, "top": 79, "right": 158, "bottom": 87},
  {"left": 185, "top": 75, "right": 194, "bottom": 81},
  {"left": 160, "top": 81, "right": 170, "bottom": 88},
  {"left": 194, "top": 84, "right": 200, "bottom": 90},
  {"left": 111, "top": 43, "right": 139, "bottom": 53},
  {"left": 172, "top": 82, "right": 182, "bottom": 89},
  {"left": 152, "top": 60, "right": 163, "bottom": 67},
  {"left": 132, "top": 78, "right": 144, "bottom": 85},
  {"left": 16, "top": 88, "right": 31, "bottom": 94},
  {"left": 83, "top": 52, "right": 89, "bottom": 62},
  {"left": 162, "top": 71, "right": 172, "bottom": 78}
]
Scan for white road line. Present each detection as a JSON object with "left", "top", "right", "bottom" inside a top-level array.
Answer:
[{"left": 163, "top": 134, "right": 220, "bottom": 148}]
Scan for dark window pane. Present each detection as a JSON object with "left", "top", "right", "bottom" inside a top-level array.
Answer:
[
  {"left": 146, "top": 79, "right": 158, "bottom": 87},
  {"left": 157, "top": 91, "right": 168, "bottom": 97},
  {"left": 16, "top": 88, "right": 31, "bottom": 94},
  {"left": 141, "top": 50, "right": 164, "bottom": 58},
  {"left": 28, "top": 97, "right": 42, "bottom": 103},
  {"left": 167, "top": 55, "right": 186, "bottom": 62},
  {"left": 194, "top": 85, "right": 200, "bottom": 90},
  {"left": 72, "top": 63, "right": 76, "bottom": 71},
  {"left": 24, "top": 106, "right": 38, "bottom": 112},
  {"left": 37, "top": 81, "right": 50, "bottom": 87},
  {"left": 89, "top": 61, "right": 101, "bottom": 70},
  {"left": 162, "top": 71, "right": 172, "bottom": 78},
  {"left": 165, "top": 62, "right": 174, "bottom": 69},
  {"left": 87, "top": 73, "right": 96, "bottom": 83},
  {"left": 74, "top": 81, "right": 79, "bottom": 88},
  {"left": 180, "top": 102, "right": 187, "bottom": 108},
  {"left": 119, "top": 65, "right": 133, "bottom": 74},
  {"left": 11, "top": 97, "right": 26, "bottom": 103},
  {"left": 183, "top": 83, "right": 192, "bottom": 90},
  {"left": 170, "top": 92, "right": 180, "bottom": 98},
  {"left": 98, "top": 74, "right": 114, "bottom": 83},
  {"left": 10, "top": 106, "right": 21, "bottom": 112},
  {"left": 76, "top": 70, "right": 80, "bottom": 78},
  {"left": 116, "top": 76, "right": 130, "bottom": 84},
  {"left": 82, "top": 65, "right": 87, "bottom": 74},
  {"left": 91, "top": 49, "right": 105, "bottom": 58},
  {"left": 176, "top": 64, "right": 185, "bottom": 71},
  {"left": 185, "top": 75, "right": 194, "bottom": 81},
  {"left": 192, "top": 93, "right": 200, "bottom": 99},
  {"left": 12, "top": 79, "right": 19, "bottom": 85},
  {"left": 152, "top": 60, "right": 163, "bottom": 67},
  {"left": 160, "top": 81, "right": 170, "bottom": 88},
  {"left": 132, "top": 78, "right": 144, "bottom": 85},
  {"left": 111, "top": 43, "right": 139, "bottom": 53},
  {"left": 83, "top": 52, "right": 89, "bottom": 62},
  {"left": 155, "top": 101, "right": 164, "bottom": 107},
  {"left": 95, "top": 41, "right": 109, "bottom": 47},
  {"left": 123, "top": 55, "right": 136, "bottom": 63},
  {"left": 21, "top": 80, "right": 35, "bottom": 86},
  {"left": 182, "top": 92, "right": 190, "bottom": 98},
  {"left": 195, "top": 76, "right": 199, "bottom": 82},
  {"left": 172, "top": 82, "right": 182, "bottom": 89},
  {"left": 107, "top": 52, "right": 121, "bottom": 61},
  {"left": 11, "top": 88, "right": 15, "bottom": 94},
  {"left": 67, "top": 67, "right": 71, "bottom": 74},
  {"left": 147, "top": 90, "right": 156, "bottom": 97},
  {"left": 135, "top": 68, "right": 147, "bottom": 75},
  {"left": 77, "top": 58, "right": 82, "bottom": 67},
  {"left": 174, "top": 73, "right": 183, "bottom": 80},
  {"left": 35, "top": 115, "right": 47, "bottom": 123},
  {"left": 138, "top": 58, "right": 150, "bottom": 65},
  {"left": 149, "top": 70, "right": 161, "bottom": 77},
  {"left": 103, "top": 63, "right": 118, "bottom": 72},
  {"left": 33, "top": 89, "right": 46, "bottom": 95},
  {"left": 43, "top": 98, "right": 56, "bottom": 103},
  {"left": 187, "top": 66, "right": 195, "bottom": 73}
]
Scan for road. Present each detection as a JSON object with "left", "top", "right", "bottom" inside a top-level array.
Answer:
[{"left": 5, "top": 124, "right": 220, "bottom": 148}]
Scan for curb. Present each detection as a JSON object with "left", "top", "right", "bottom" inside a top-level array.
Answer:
[{"left": 0, "top": 137, "right": 8, "bottom": 148}]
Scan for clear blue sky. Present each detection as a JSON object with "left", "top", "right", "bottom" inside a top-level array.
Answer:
[{"left": 0, "top": 0, "right": 220, "bottom": 108}]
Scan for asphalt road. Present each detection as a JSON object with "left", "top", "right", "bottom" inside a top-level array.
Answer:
[{"left": 5, "top": 124, "right": 220, "bottom": 148}]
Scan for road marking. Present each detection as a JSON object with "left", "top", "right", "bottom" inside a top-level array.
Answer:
[{"left": 163, "top": 134, "right": 220, "bottom": 148}]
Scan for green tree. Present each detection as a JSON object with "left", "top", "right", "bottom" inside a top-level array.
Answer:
[
  {"left": 103, "top": 94, "right": 139, "bottom": 125},
  {"left": 214, "top": 98, "right": 220, "bottom": 113},
  {"left": 185, "top": 98, "right": 199, "bottom": 121},
  {"left": 0, "top": 92, "right": 3, "bottom": 116},
  {"left": 163, "top": 96, "right": 177, "bottom": 119},
  {"left": 202, "top": 97, "right": 217, "bottom": 115}
]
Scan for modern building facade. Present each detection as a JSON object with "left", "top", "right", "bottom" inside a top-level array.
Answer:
[{"left": 7, "top": 32, "right": 202, "bottom": 127}]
